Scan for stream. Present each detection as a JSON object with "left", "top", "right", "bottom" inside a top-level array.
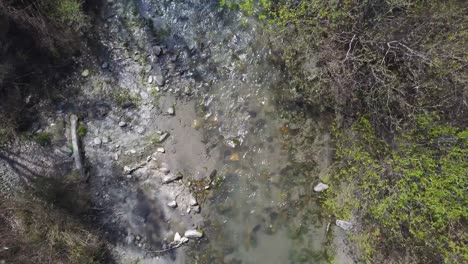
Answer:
[{"left": 90, "top": 0, "right": 351, "bottom": 263}]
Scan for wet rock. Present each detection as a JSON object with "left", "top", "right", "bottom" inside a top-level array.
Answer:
[
  {"left": 156, "top": 147, "right": 165, "bottom": 153},
  {"left": 162, "top": 173, "right": 182, "bottom": 184},
  {"left": 189, "top": 195, "right": 198, "bottom": 206},
  {"left": 168, "top": 201, "right": 178, "bottom": 208},
  {"left": 336, "top": 220, "right": 353, "bottom": 231},
  {"left": 81, "top": 69, "right": 90, "bottom": 77},
  {"left": 167, "top": 107, "right": 175, "bottom": 115},
  {"left": 313, "top": 182, "right": 329, "bottom": 192},
  {"left": 118, "top": 121, "right": 127, "bottom": 127},
  {"left": 184, "top": 229, "right": 203, "bottom": 239},
  {"left": 93, "top": 137, "right": 102, "bottom": 146}
]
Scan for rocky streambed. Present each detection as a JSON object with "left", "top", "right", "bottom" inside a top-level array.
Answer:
[{"left": 0, "top": 0, "right": 355, "bottom": 263}]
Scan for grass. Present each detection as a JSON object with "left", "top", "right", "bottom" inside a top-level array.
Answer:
[
  {"left": 77, "top": 124, "right": 87, "bottom": 138},
  {"left": 33, "top": 132, "right": 52, "bottom": 146}
]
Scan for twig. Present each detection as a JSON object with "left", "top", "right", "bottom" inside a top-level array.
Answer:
[
  {"left": 151, "top": 242, "right": 183, "bottom": 254},
  {"left": 343, "top": 34, "right": 356, "bottom": 62}
]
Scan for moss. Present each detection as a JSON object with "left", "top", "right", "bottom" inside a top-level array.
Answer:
[
  {"left": 324, "top": 114, "right": 468, "bottom": 263},
  {"left": 77, "top": 124, "right": 87, "bottom": 138},
  {"left": 33, "top": 132, "right": 52, "bottom": 146}
]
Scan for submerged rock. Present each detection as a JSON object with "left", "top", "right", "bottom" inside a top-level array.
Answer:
[
  {"left": 184, "top": 229, "right": 203, "bottom": 239},
  {"left": 336, "top": 220, "right": 353, "bottom": 231},
  {"left": 313, "top": 182, "right": 329, "bottom": 192}
]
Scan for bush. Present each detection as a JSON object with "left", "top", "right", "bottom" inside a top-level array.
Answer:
[
  {"left": 33, "top": 132, "right": 52, "bottom": 146},
  {"left": 324, "top": 115, "right": 468, "bottom": 263}
]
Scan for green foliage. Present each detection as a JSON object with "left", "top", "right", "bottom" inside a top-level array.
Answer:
[
  {"left": 325, "top": 115, "right": 468, "bottom": 263},
  {"left": 33, "top": 132, "right": 52, "bottom": 146},
  {"left": 77, "top": 124, "right": 87, "bottom": 138}
]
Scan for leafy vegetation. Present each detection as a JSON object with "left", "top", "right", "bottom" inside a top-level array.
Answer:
[
  {"left": 77, "top": 124, "right": 87, "bottom": 138},
  {"left": 33, "top": 132, "right": 52, "bottom": 146}
]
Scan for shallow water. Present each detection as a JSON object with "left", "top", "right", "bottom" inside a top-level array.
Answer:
[{"left": 125, "top": 0, "right": 342, "bottom": 262}]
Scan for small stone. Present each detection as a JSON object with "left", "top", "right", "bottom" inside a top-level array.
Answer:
[
  {"left": 168, "top": 201, "right": 178, "bottom": 208},
  {"left": 181, "top": 237, "right": 189, "bottom": 243},
  {"left": 336, "top": 220, "right": 353, "bottom": 231},
  {"left": 124, "top": 166, "right": 132, "bottom": 174},
  {"left": 167, "top": 107, "right": 175, "bottom": 115},
  {"left": 156, "top": 147, "right": 165, "bottom": 153},
  {"left": 113, "top": 153, "right": 119, "bottom": 161},
  {"left": 162, "top": 173, "right": 182, "bottom": 184},
  {"left": 159, "top": 167, "right": 170, "bottom": 174},
  {"left": 313, "top": 182, "right": 329, "bottom": 192},
  {"left": 159, "top": 133, "right": 168, "bottom": 142},
  {"left": 192, "top": 205, "right": 201, "bottom": 213},
  {"left": 153, "top": 45, "right": 162, "bottom": 56},
  {"left": 93, "top": 137, "right": 102, "bottom": 146},
  {"left": 154, "top": 73, "right": 164, "bottom": 86},
  {"left": 187, "top": 208, "right": 191, "bottom": 214},
  {"left": 130, "top": 149, "right": 137, "bottom": 154},
  {"left": 204, "top": 185, "right": 210, "bottom": 190},
  {"left": 81, "top": 69, "right": 90, "bottom": 77},
  {"left": 230, "top": 153, "right": 240, "bottom": 161},
  {"left": 126, "top": 174, "right": 132, "bottom": 179},
  {"left": 119, "top": 121, "right": 127, "bottom": 127},
  {"left": 184, "top": 230, "right": 203, "bottom": 239},
  {"left": 156, "top": 130, "right": 163, "bottom": 135},
  {"left": 144, "top": 64, "right": 152, "bottom": 73},
  {"left": 147, "top": 75, "right": 153, "bottom": 84},
  {"left": 136, "top": 127, "right": 145, "bottom": 134},
  {"left": 101, "top": 62, "right": 109, "bottom": 69},
  {"left": 174, "top": 232, "right": 182, "bottom": 242},
  {"left": 189, "top": 195, "right": 198, "bottom": 206},
  {"left": 102, "top": 136, "right": 110, "bottom": 144}
]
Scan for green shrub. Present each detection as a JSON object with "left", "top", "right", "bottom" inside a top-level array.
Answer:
[
  {"left": 77, "top": 124, "right": 87, "bottom": 138},
  {"left": 325, "top": 115, "right": 468, "bottom": 263},
  {"left": 33, "top": 132, "right": 52, "bottom": 146}
]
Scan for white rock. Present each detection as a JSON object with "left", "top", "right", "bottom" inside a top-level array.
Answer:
[
  {"left": 130, "top": 149, "right": 137, "bottom": 154},
  {"left": 168, "top": 201, "right": 178, "bottom": 208},
  {"left": 173, "top": 232, "right": 182, "bottom": 242},
  {"left": 156, "top": 147, "right": 165, "bottom": 153},
  {"left": 93, "top": 137, "right": 102, "bottom": 146},
  {"left": 336, "top": 220, "right": 353, "bottom": 231},
  {"left": 102, "top": 136, "right": 110, "bottom": 144},
  {"left": 124, "top": 166, "right": 132, "bottom": 174},
  {"left": 184, "top": 230, "right": 203, "bottom": 239},
  {"left": 81, "top": 69, "right": 90, "bottom": 77},
  {"left": 313, "top": 182, "right": 329, "bottom": 192},
  {"left": 167, "top": 107, "right": 175, "bottom": 115},
  {"left": 118, "top": 121, "right": 127, "bottom": 127},
  {"left": 181, "top": 237, "right": 189, "bottom": 243},
  {"left": 136, "top": 127, "right": 145, "bottom": 134},
  {"left": 147, "top": 75, "right": 153, "bottom": 84},
  {"left": 113, "top": 153, "right": 119, "bottom": 161},
  {"left": 159, "top": 133, "right": 168, "bottom": 142},
  {"left": 189, "top": 195, "right": 198, "bottom": 206}
]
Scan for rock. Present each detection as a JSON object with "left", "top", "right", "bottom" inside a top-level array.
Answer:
[
  {"left": 184, "top": 229, "right": 203, "bottom": 239},
  {"left": 136, "top": 127, "right": 145, "bottom": 134},
  {"left": 156, "top": 147, "right": 165, "bottom": 153},
  {"left": 167, "top": 201, "right": 178, "bottom": 208},
  {"left": 147, "top": 75, "right": 153, "bottom": 84},
  {"left": 81, "top": 69, "right": 90, "bottom": 77},
  {"left": 130, "top": 149, "right": 137, "bottom": 154},
  {"left": 159, "top": 167, "right": 170, "bottom": 174},
  {"left": 189, "top": 195, "right": 198, "bottom": 206},
  {"left": 162, "top": 173, "right": 182, "bottom": 184},
  {"left": 154, "top": 72, "right": 164, "bottom": 86},
  {"left": 192, "top": 205, "right": 201, "bottom": 213},
  {"left": 167, "top": 107, "right": 175, "bottom": 115},
  {"left": 93, "top": 137, "right": 102, "bottom": 146},
  {"left": 313, "top": 182, "right": 329, "bottom": 192},
  {"left": 144, "top": 64, "right": 152, "bottom": 73},
  {"left": 159, "top": 133, "right": 169, "bottom": 142},
  {"left": 119, "top": 121, "right": 127, "bottom": 127},
  {"left": 153, "top": 45, "right": 162, "bottom": 56},
  {"left": 113, "top": 153, "right": 119, "bottom": 161},
  {"left": 230, "top": 153, "right": 240, "bottom": 161},
  {"left": 101, "top": 62, "right": 109, "bottom": 69},
  {"left": 102, "top": 136, "right": 110, "bottom": 144},
  {"left": 336, "top": 220, "right": 353, "bottom": 231},
  {"left": 124, "top": 166, "right": 132, "bottom": 174},
  {"left": 174, "top": 232, "right": 182, "bottom": 242},
  {"left": 181, "top": 237, "right": 189, "bottom": 243}
]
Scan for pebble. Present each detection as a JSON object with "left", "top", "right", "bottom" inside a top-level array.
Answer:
[
  {"left": 159, "top": 133, "right": 168, "bottom": 142},
  {"left": 113, "top": 153, "right": 119, "bottom": 161},
  {"left": 336, "top": 220, "right": 353, "bottom": 231},
  {"left": 102, "top": 136, "right": 110, "bottom": 144},
  {"left": 184, "top": 230, "right": 203, "bottom": 239},
  {"left": 173, "top": 232, "right": 181, "bottom": 242},
  {"left": 162, "top": 173, "right": 182, "bottom": 184},
  {"left": 136, "top": 127, "right": 145, "bottom": 134},
  {"left": 93, "top": 137, "right": 102, "bottom": 146},
  {"left": 81, "top": 69, "right": 90, "bottom": 77},
  {"left": 167, "top": 107, "right": 175, "bottom": 115},
  {"left": 159, "top": 167, "right": 170, "bottom": 174},
  {"left": 153, "top": 45, "right": 162, "bottom": 56},
  {"left": 101, "top": 62, "right": 109, "bottom": 69},
  {"left": 181, "top": 237, "right": 189, "bottom": 243},
  {"left": 148, "top": 75, "right": 153, "bottom": 84},
  {"left": 130, "top": 149, "right": 137, "bottom": 154},
  {"left": 189, "top": 195, "right": 198, "bottom": 206},
  {"left": 144, "top": 64, "right": 152, "bottom": 73},
  {"left": 167, "top": 201, "right": 178, "bottom": 208},
  {"left": 156, "top": 147, "right": 165, "bottom": 153},
  {"left": 313, "top": 182, "right": 329, "bottom": 192},
  {"left": 119, "top": 121, "right": 127, "bottom": 127},
  {"left": 124, "top": 166, "right": 132, "bottom": 174}
]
